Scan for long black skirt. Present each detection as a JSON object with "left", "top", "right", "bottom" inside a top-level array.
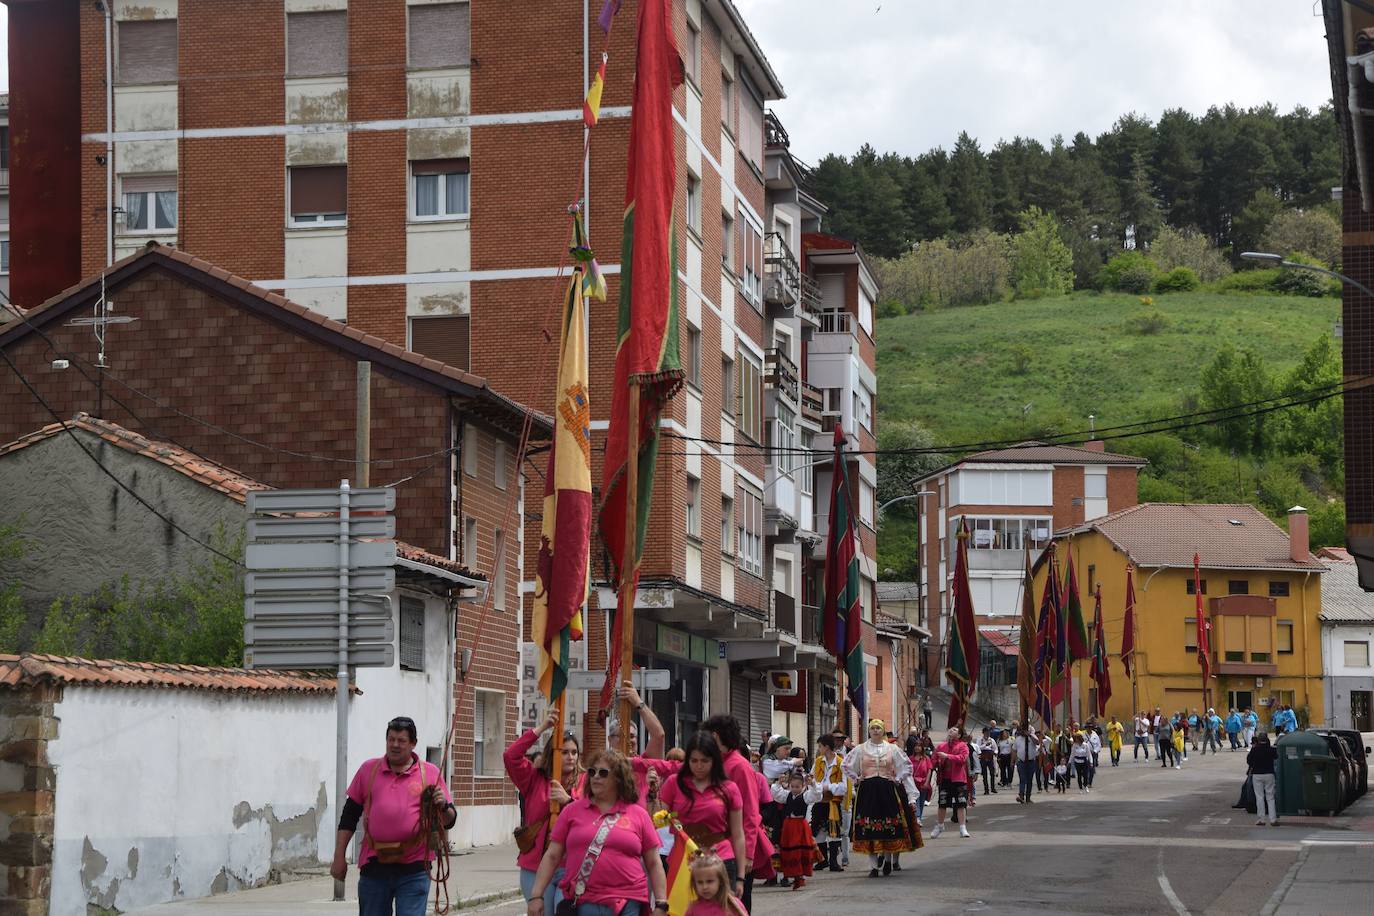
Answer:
[{"left": 850, "top": 777, "right": 919, "bottom": 855}]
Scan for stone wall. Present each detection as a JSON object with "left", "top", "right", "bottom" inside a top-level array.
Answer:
[{"left": 0, "top": 682, "right": 60, "bottom": 916}]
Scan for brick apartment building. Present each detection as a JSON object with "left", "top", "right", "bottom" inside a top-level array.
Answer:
[
  {"left": 0, "top": 245, "right": 547, "bottom": 847},
  {"left": 3, "top": 0, "right": 882, "bottom": 747},
  {"left": 912, "top": 442, "right": 1146, "bottom": 685}
]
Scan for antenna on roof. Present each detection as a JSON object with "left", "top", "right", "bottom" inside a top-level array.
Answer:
[{"left": 66, "top": 272, "right": 137, "bottom": 368}]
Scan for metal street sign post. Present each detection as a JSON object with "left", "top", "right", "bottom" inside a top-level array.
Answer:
[{"left": 566, "top": 668, "right": 671, "bottom": 692}]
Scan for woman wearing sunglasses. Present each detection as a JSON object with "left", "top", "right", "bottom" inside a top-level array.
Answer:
[
  {"left": 506, "top": 711, "right": 586, "bottom": 913},
  {"left": 528, "top": 748, "right": 668, "bottom": 916}
]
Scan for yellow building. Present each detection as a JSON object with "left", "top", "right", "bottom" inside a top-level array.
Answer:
[{"left": 1032, "top": 504, "right": 1326, "bottom": 728}]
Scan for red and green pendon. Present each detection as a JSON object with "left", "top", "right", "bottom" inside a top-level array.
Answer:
[
  {"left": 822, "top": 427, "right": 866, "bottom": 722},
  {"left": 945, "top": 518, "right": 979, "bottom": 727}
]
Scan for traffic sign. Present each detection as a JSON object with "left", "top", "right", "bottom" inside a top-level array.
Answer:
[
  {"left": 567, "top": 669, "right": 671, "bottom": 692},
  {"left": 245, "top": 540, "right": 395, "bottom": 572},
  {"left": 244, "top": 644, "right": 394, "bottom": 670},
  {"left": 246, "top": 568, "right": 396, "bottom": 595},
  {"left": 245, "top": 619, "right": 394, "bottom": 643},
  {"left": 248, "top": 515, "right": 395, "bottom": 541},
  {"left": 248, "top": 488, "right": 396, "bottom": 514},
  {"left": 246, "top": 595, "right": 390, "bottom": 619}
]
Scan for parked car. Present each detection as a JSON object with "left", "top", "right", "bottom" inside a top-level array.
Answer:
[{"left": 1310, "top": 728, "right": 1369, "bottom": 798}]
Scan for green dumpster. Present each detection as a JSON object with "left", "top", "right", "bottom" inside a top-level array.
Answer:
[
  {"left": 1300, "top": 755, "right": 1341, "bottom": 814},
  {"left": 1276, "top": 731, "right": 1329, "bottom": 815}
]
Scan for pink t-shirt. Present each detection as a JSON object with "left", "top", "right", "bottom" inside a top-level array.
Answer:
[
  {"left": 657, "top": 777, "right": 742, "bottom": 859},
  {"left": 552, "top": 798, "right": 660, "bottom": 905},
  {"left": 347, "top": 755, "right": 453, "bottom": 867},
  {"left": 685, "top": 897, "right": 746, "bottom": 915},
  {"left": 935, "top": 740, "right": 970, "bottom": 785},
  {"left": 721, "top": 750, "right": 759, "bottom": 861}
]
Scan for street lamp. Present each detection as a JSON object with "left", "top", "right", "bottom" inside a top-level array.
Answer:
[
  {"left": 877, "top": 490, "right": 935, "bottom": 517},
  {"left": 1239, "top": 251, "right": 1374, "bottom": 300}
]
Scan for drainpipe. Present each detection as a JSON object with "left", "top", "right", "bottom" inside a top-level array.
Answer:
[
  {"left": 101, "top": 0, "right": 115, "bottom": 266},
  {"left": 1301, "top": 570, "right": 1313, "bottom": 723}
]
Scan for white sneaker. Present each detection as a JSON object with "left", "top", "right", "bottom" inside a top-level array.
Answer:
[
  {"left": 959, "top": 825, "right": 970, "bottom": 838},
  {"left": 1175, "top": 763, "right": 1181, "bottom": 769},
  {"left": 930, "top": 824, "right": 944, "bottom": 839}
]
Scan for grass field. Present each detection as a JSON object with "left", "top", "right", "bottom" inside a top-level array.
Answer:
[{"left": 875, "top": 290, "right": 1341, "bottom": 445}]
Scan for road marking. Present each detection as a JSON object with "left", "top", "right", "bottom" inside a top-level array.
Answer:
[
  {"left": 1157, "top": 847, "right": 1191, "bottom": 916},
  {"left": 1299, "top": 839, "right": 1374, "bottom": 846},
  {"left": 1150, "top": 817, "right": 1173, "bottom": 823},
  {"left": 1259, "top": 843, "right": 1310, "bottom": 916},
  {"left": 987, "top": 815, "right": 1024, "bottom": 822},
  {"left": 1200, "top": 816, "right": 1231, "bottom": 825}
]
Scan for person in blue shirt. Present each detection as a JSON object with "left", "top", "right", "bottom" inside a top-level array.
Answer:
[
  {"left": 1225, "top": 709, "right": 1243, "bottom": 750},
  {"left": 1272, "top": 705, "right": 1299, "bottom": 736},
  {"left": 1200, "top": 709, "right": 1222, "bottom": 755},
  {"left": 1241, "top": 708, "right": 1258, "bottom": 747},
  {"left": 1187, "top": 709, "right": 1201, "bottom": 751}
]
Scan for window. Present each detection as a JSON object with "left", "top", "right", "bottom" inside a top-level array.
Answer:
[
  {"left": 411, "top": 158, "right": 470, "bottom": 220},
  {"left": 493, "top": 529, "right": 506, "bottom": 611},
  {"left": 684, "top": 21, "right": 700, "bottom": 85},
  {"left": 859, "top": 479, "right": 875, "bottom": 527},
  {"left": 737, "top": 350, "right": 763, "bottom": 442},
  {"left": 289, "top": 165, "right": 347, "bottom": 226},
  {"left": 740, "top": 220, "right": 763, "bottom": 306},
  {"left": 410, "top": 315, "right": 470, "bottom": 371},
  {"left": 287, "top": 11, "right": 347, "bottom": 77},
  {"left": 686, "top": 476, "right": 701, "bottom": 538},
  {"left": 720, "top": 496, "right": 734, "bottom": 555},
  {"left": 1088, "top": 565, "right": 1096, "bottom": 595},
  {"left": 117, "top": 19, "right": 177, "bottom": 84},
  {"left": 685, "top": 325, "right": 702, "bottom": 389},
  {"left": 738, "top": 485, "right": 763, "bottom": 576},
  {"left": 1186, "top": 578, "right": 1208, "bottom": 596},
  {"left": 875, "top": 654, "right": 884, "bottom": 691},
  {"left": 462, "top": 423, "right": 478, "bottom": 476},
  {"left": 1268, "top": 581, "right": 1290, "bottom": 597},
  {"left": 1228, "top": 579, "right": 1249, "bottom": 595},
  {"left": 121, "top": 177, "right": 176, "bottom": 233},
  {"left": 409, "top": 1, "right": 471, "bottom": 69},
  {"left": 494, "top": 442, "right": 508, "bottom": 490},
  {"left": 0, "top": 240, "right": 9, "bottom": 276},
  {"left": 400, "top": 596, "right": 425, "bottom": 671},
  {"left": 1084, "top": 469, "right": 1108, "bottom": 519},
  {"left": 1184, "top": 618, "right": 1197, "bottom": 653},
  {"left": 720, "top": 70, "right": 734, "bottom": 131},
  {"left": 686, "top": 174, "right": 702, "bottom": 235},
  {"left": 770, "top": 405, "right": 796, "bottom": 475},
  {"left": 463, "top": 516, "right": 477, "bottom": 568},
  {"left": 959, "top": 516, "right": 1052, "bottom": 552},
  {"left": 737, "top": 71, "right": 764, "bottom": 169},
  {"left": 1277, "top": 620, "right": 1294, "bottom": 654},
  {"left": 721, "top": 355, "right": 735, "bottom": 417},
  {"left": 722, "top": 211, "right": 735, "bottom": 271},
  {"left": 799, "top": 433, "right": 814, "bottom": 496},
  {"left": 0, "top": 124, "right": 8, "bottom": 169},
  {"left": 1345, "top": 641, "right": 1371, "bottom": 668},
  {"left": 473, "top": 690, "right": 505, "bottom": 776}
]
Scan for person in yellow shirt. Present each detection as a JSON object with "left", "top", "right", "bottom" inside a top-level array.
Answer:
[{"left": 1105, "top": 716, "right": 1125, "bottom": 767}]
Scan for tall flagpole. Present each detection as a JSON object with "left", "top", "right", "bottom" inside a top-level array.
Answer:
[{"left": 618, "top": 382, "right": 640, "bottom": 756}]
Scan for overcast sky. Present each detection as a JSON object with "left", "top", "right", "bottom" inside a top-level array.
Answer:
[
  {"left": 1, "top": 2, "right": 1335, "bottom": 162},
  {"left": 734, "top": 0, "right": 1337, "bottom": 164}
]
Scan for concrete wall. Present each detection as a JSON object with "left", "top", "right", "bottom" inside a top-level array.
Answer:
[
  {"left": 0, "top": 430, "right": 249, "bottom": 623},
  {"left": 1322, "top": 622, "right": 1374, "bottom": 729},
  {"left": 0, "top": 682, "right": 60, "bottom": 916}
]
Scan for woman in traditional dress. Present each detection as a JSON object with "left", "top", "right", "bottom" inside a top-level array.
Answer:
[{"left": 843, "top": 718, "right": 920, "bottom": 877}]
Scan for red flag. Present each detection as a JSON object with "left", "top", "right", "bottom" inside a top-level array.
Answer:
[
  {"left": 1016, "top": 543, "right": 1037, "bottom": 716},
  {"left": 821, "top": 427, "right": 865, "bottom": 721},
  {"left": 1121, "top": 565, "right": 1137, "bottom": 680},
  {"left": 1089, "top": 586, "right": 1112, "bottom": 716},
  {"left": 1063, "top": 548, "right": 1090, "bottom": 661},
  {"left": 597, "top": 0, "right": 685, "bottom": 716},
  {"left": 1194, "top": 553, "right": 1211, "bottom": 683},
  {"left": 945, "top": 518, "right": 979, "bottom": 728}
]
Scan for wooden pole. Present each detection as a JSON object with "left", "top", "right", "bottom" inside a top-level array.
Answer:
[
  {"left": 550, "top": 691, "right": 568, "bottom": 817},
  {"left": 617, "top": 381, "right": 640, "bottom": 757}
]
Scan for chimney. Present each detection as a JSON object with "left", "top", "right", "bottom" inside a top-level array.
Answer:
[
  {"left": 1288, "top": 506, "right": 1309, "bottom": 563},
  {"left": 1082, "top": 440, "right": 1105, "bottom": 452}
]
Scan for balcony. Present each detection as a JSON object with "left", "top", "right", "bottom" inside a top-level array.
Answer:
[
  {"left": 799, "top": 272, "right": 824, "bottom": 315},
  {"left": 764, "top": 347, "right": 799, "bottom": 403},
  {"left": 764, "top": 232, "right": 800, "bottom": 308},
  {"left": 818, "top": 310, "right": 851, "bottom": 335},
  {"left": 802, "top": 603, "right": 823, "bottom": 646},
  {"left": 801, "top": 382, "right": 823, "bottom": 425},
  {"left": 765, "top": 109, "right": 789, "bottom": 150}
]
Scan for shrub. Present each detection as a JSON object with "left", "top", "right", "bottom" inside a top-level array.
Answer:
[
  {"left": 1148, "top": 226, "right": 1232, "bottom": 282},
  {"left": 1270, "top": 253, "right": 1329, "bottom": 298},
  {"left": 1010, "top": 206, "right": 1074, "bottom": 300},
  {"left": 1127, "top": 310, "right": 1172, "bottom": 335},
  {"left": 872, "top": 230, "right": 1012, "bottom": 310},
  {"left": 1100, "top": 250, "right": 1159, "bottom": 293},
  {"left": 1213, "top": 268, "right": 1282, "bottom": 294},
  {"left": 875, "top": 298, "right": 905, "bottom": 319},
  {"left": 1154, "top": 266, "right": 1200, "bottom": 293},
  {"left": 1009, "top": 343, "right": 1034, "bottom": 374}
]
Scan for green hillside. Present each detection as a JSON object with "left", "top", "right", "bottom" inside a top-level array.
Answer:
[{"left": 873, "top": 290, "right": 1345, "bottom": 578}]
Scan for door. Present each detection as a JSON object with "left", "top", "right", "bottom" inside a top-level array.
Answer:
[
  {"left": 1353, "top": 691, "right": 1372, "bottom": 732},
  {"left": 1228, "top": 690, "right": 1254, "bottom": 712}
]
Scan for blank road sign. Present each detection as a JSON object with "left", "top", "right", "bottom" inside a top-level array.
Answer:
[
  {"left": 244, "top": 644, "right": 394, "bottom": 670},
  {"left": 246, "top": 595, "right": 390, "bottom": 618},
  {"left": 245, "top": 540, "right": 396, "bottom": 571},
  {"left": 248, "top": 488, "right": 396, "bottom": 514},
  {"left": 245, "top": 619, "right": 394, "bottom": 643},
  {"left": 246, "top": 568, "right": 396, "bottom": 595},
  {"left": 248, "top": 516, "right": 395, "bottom": 541}
]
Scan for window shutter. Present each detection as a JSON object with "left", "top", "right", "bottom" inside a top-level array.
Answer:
[
  {"left": 118, "top": 20, "right": 178, "bottom": 84},
  {"left": 410, "top": 315, "right": 471, "bottom": 371},
  {"left": 413, "top": 158, "right": 470, "bottom": 175},
  {"left": 121, "top": 175, "right": 175, "bottom": 194},
  {"left": 399, "top": 597, "right": 425, "bottom": 670},
  {"left": 287, "top": 11, "right": 348, "bottom": 78},
  {"left": 409, "top": 2, "right": 471, "bottom": 69},
  {"left": 289, "top": 166, "right": 347, "bottom": 216}
]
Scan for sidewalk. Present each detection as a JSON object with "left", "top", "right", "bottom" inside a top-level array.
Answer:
[
  {"left": 126, "top": 843, "right": 522, "bottom": 915},
  {"left": 1268, "top": 791, "right": 1374, "bottom": 915}
]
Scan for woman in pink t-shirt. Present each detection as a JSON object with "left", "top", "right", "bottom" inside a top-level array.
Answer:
[
  {"left": 527, "top": 748, "right": 667, "bottom": 916},
  {"left": 504, "top": 711, "right": 584, "bottom": 913},
  {"left": 657, "top": 732, "right": 747, "bottom": 899}
]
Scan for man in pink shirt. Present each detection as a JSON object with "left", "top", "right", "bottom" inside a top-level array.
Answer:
[
  {"left": 331, "top": 716, "right": 455, "bottom": 915},
  {"left": 930, "top": 727, "right": 972, "bottom": 839},
  {"left": 602, "top": 681, "right": 680, "bottom": 808}
]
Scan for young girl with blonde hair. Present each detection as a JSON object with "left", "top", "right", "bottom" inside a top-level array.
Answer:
[{"left": 685, "top": 852, "right": 748, "bottom": 915}]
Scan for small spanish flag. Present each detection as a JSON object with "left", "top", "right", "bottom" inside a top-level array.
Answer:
[
  {"left": 584, "top": 53, "right": 607, "bottom": 127},
  {"left": 652, "top": 811, "right": 699, "bottom": 916}
]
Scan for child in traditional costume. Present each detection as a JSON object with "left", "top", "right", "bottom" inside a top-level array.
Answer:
[
  {"left": 770, "top": 768, "right": 822, "bottom": 890},
  {"left": 810, "top": 734, "right": 851, "bottom": 872}
]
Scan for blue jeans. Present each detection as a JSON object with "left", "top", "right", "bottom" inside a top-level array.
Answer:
[
  {"left": 520, "top": 867, "right": 565, "bottom": 914},
  {"left": 1016, "top": 760, "right": 1037, "bottom": 798},
  {"left": 572, "top": 903, "right": 644, "bottom": 916},
  {"left": 915, "top": 787, "right": 928, "bottom": 820},
  {"left": 358, "top": 869, "right": 429, "bottom": 916}
]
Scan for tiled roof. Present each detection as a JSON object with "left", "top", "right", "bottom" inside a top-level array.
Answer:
[
  {"left": 875, "top": 611, "right": 910, "bottom": 630},
  {"left": 963, "top": 442, "right": 1147, "bottom": 467},
  {"left": 876, "top": 582, "right": 920, "bottom": 602},
  {"left": 978, "top": 626, "right": 1020, "bottom": 656},
  {"left": 1062, "top": 503, "right": 1324, "bottom": 572},
  {"left": 0, "top": 244, "right": 551, "bottom": 436},
  {"left": 0, "top": 654, "right": 349, "bottom": 694},
  {"left": 0, "top": 415, "right": 481, "bottom": 582},
  {"left": 1318, "top": 546, "right": 1354, "bottom": 563},
  {"left": 1319, "top": 559, "right": 1374, "bottom": 623},
  {"left": 0, "top": 413, "right": 270, "bottom": 501}
]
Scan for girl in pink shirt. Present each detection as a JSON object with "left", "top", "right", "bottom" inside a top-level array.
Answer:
[
  {"left": 685, "top": 853, "right": 748, "bottom": 916},
  {"left": 656, "top": 733, "right": 747, "bottom": 898},
  {"left": 504, "top": 712, "right": 583, "bottom": 912}
]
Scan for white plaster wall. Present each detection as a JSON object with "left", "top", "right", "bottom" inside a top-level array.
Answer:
[
  {"left": 284, "top": 228, "right": 348, "bottom": 320},
  {"left": 1323, "top": 622, "right": 1374, "bottom": 677},
  {"left": 286, "top": 79, "right": 349, "bottom": 127},
  {"left": 405, "top": 223, "right": 471, "bottom": 318},
  {"left": 114, "top": 86, "right": 177, "bottom": 133},
  {"left": 115, "top": 0, "right": 177, "bottom": 19},
  {"left": 286, "top": 0, "right": 347, "bottom": 12},
  {"left": 49, "top": 688, "right": 337, "bottom": 915}
]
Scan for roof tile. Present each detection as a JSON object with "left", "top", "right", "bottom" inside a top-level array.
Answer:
[{"left": 0, "top": 653, "right": 347, "bottom": 694}]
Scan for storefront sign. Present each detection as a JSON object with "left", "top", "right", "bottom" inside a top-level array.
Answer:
[{"left": 658, "top": 625, "right": 691, "bottom": 660}]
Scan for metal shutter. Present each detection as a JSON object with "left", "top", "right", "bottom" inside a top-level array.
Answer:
[
  {"left": 117, "top": 20, "right": 178, "bottom": 85},
  {"left": 289, "top": 166, "right": 347, "bottom": 217},
  {"left": 729, "top": 672, "right": 750, "bottom": 732},
  {"left": 399, "top": 597, "right": 425, "bottom": 671},
  {"left": 287, "top": 11, "right": 347, "bottom": 78},
  {"left": 748, "top": 676, "right": 772, "bottom": 745},
  {"left": 408, "top": 2, "right": 471, "bottom": 69},
  {"left": 410, "top": 315, "right": 470, "bottom": 371}
]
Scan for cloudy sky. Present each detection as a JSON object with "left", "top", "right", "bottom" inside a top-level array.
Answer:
[
  {"left": 1, "top": 2, "right": 1334, "bottom": 162},
  {"left": 734, "top": 0, "right": 1336, "bottom": 164}
]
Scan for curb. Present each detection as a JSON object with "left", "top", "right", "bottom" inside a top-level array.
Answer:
[{"left": 450, "top": 889, "right": 523, "bottom": 911}]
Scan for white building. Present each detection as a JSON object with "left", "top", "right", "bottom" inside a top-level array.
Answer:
[{"left": 1319, "top": 551, "right": 1374, "bottom": 731}]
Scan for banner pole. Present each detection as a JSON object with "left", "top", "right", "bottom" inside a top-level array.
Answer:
[{"left": 618, "top": 381, "right": 640, "bottom": 756}]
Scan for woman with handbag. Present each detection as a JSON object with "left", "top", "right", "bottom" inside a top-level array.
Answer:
[
  {"left": 506, "top": 711, "right": 585, "bottom": 913},
  {"left": 528, "top": 748, "right": 668, "bottom": 916},
  {"left": 656, "top": 733, "right": 747, "bottom": 899}
]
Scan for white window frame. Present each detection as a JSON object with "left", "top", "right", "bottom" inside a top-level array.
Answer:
[
  {"left": 685, "top": 324, "right": 702, "bottom": 390},
  {"left": 720, "top": 495, "right": 734, "bottom": 556},
  {"left": 738, "top": 484, "right": 763, "bottom": 577},
  {"left": 859, "top": 479, "right": 875, "bottom": 528},
  {"left": 1344, "top": 640, "right": 1371, "bottom": 668},
  {"left": 772, "top": 404, "right": 797, "bottom": 476},
  {"left": 720, "top": 68, "right": 734, "bottom": 133},
  {"left": 686, "top": 475, "right": 701, "bottom": 539},
  {"left": 473, "top": 688, "right": 505, "bottom": 777},
  {"left": 493, "top": 529, "right": 506, "bottom": 611},
  {"left": 799, "top": 433, "right": 814, "bottom": 496},
  {"left": 684, "top": 20, "right": 701, "bottom": 87},
  {"left": 737, "top": 348, "right": 763, "bottom": 442},
  {"left": 722, "top": 209, "right": 735, "bottom": 273},
  {"left": 410, "top": 159, "right": 471, "bottom": 222},
  {"left": 287, "top": 166, "right": 347, "bottom": 228},
  {"left": 721, "top": 355, "right": 736, "bottom": 423},
  {"left": 494, "top": 441, "right": 508, "bottom": 490},
  {"left": 399, "top": 595, "right": 426, "bottom": 671},
  {"left": 463, "top": 516, "right": 477, "bottom": 568},
  {"left": 739, "top": 216, "right": 764, "bottom": 307},
  {"left": 463, "top": 424, "right": 478, "bottom": 477},
  {"left": 120, "top": 179, "right": 177, "bottom": 234},
  {"left": 686, "top": 173, "right": 702, "bottom": 236},
  {"left": 0, "top": 239, "right": 9, "bottom": 276}
]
